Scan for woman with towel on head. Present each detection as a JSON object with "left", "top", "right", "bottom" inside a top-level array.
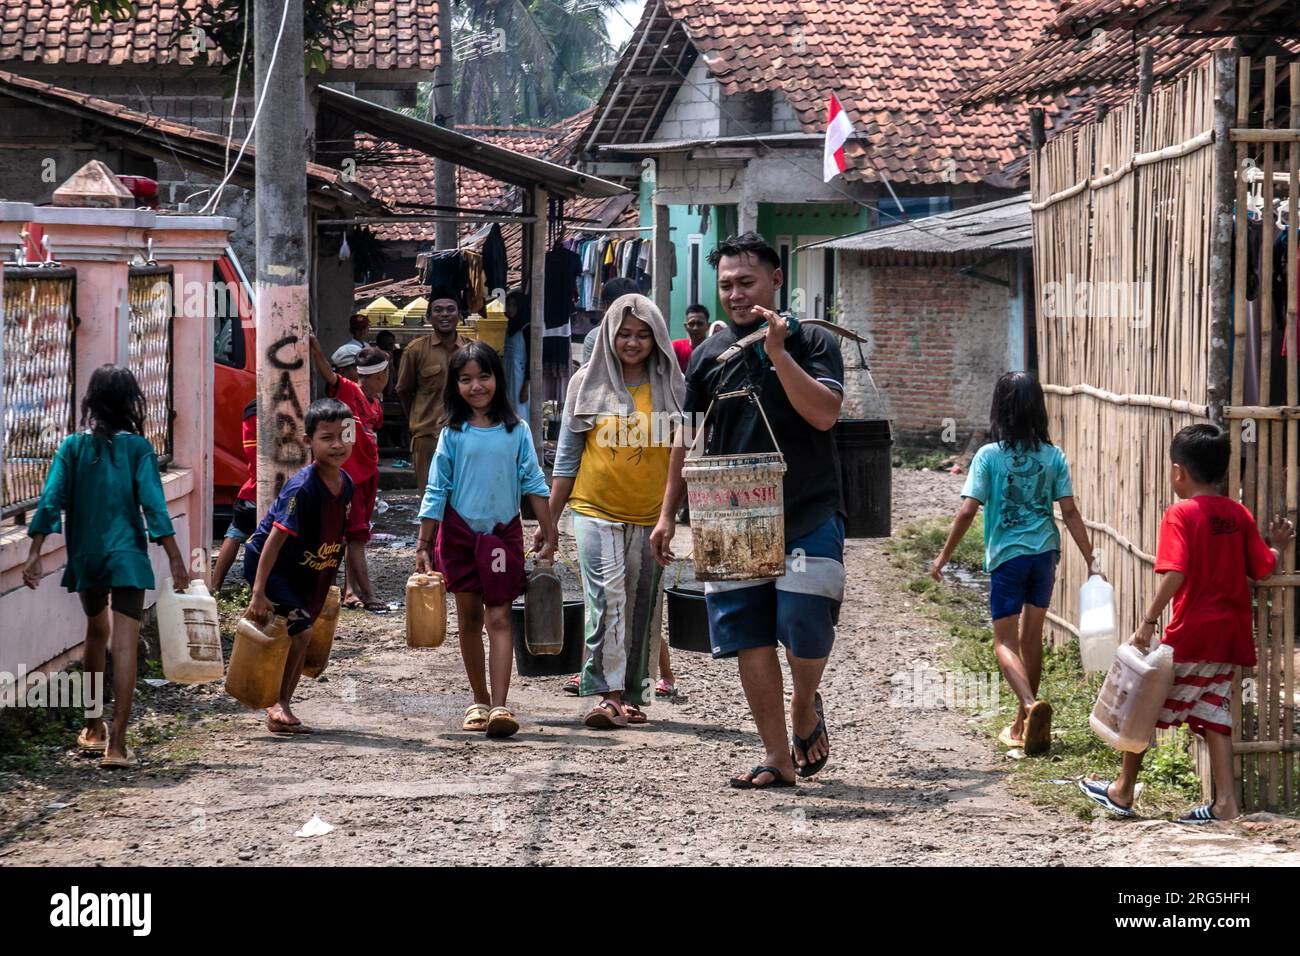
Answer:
[{"left": 549, "top": 294, "right": 687, "bottom": 728}]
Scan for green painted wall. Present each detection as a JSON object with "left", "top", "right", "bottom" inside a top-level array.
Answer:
[{"left": 640, "top": 178, "right": 872, "bottom": 335}]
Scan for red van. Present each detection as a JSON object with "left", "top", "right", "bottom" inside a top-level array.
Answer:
[{"left": 212, "top": 247, "right": 256, "bottom": 519}]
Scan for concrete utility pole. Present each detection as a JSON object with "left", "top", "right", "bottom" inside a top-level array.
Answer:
[
  {"left": 254, "top": 0, "right": 311, "bottom": 515},
  {"left": 432, "top": 0, "right": 457, "bottom": 252}
]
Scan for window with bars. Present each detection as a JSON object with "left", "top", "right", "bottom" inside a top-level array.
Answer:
[
  {"left": 126, "top": 265, "right": 175, "bottom": 464},
  {"left": 2, "top": 266, "right": 77, "bottom": 519}
]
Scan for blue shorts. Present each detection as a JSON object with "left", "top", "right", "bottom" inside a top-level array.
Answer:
[
  {"left": 224, "top": 498, "right": 257, "bottom": 542},
  {"left": 705, "top": 514, "right": 844, "bottom": 661},
  {"left": 989, "top": 551, "right": 1058, "bottom": 621},
  {"left": 242, "top": 559, "right": 313, "bottom": 636}
]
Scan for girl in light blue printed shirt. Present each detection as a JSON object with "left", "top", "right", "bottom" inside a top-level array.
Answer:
[
  {"left": 414, "top": 341, "right": 556, "bottom": 740},
  {"left": 929, "top": 372, "right": 1098, "bottom": 757}
]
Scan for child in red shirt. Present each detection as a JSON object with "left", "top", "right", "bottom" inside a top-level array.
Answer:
[
  {"left": 310, "top": 335, "right": 390, "bottom": 613},
  {"left": 1080, "top": 424, "right": 1293, "bottom": 823}
]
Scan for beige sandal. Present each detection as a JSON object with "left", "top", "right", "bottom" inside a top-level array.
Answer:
[
  {"left": 997, "top": 725, "right": 1025, "bottom": 748},
  {"left": 100, "top": 747, "right": 138, "bottom": 769},
  {"left": 463, "top": 703, "right": 491, "bottom": 732},
  {"left": 77, "top": 725, "right": 109, "bottom": 752},
  {"left": 485, "top": 706, "right": 520, "bottom": 739}
]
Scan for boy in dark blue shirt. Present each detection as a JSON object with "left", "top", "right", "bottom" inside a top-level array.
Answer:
[{"left": 244, "top": 398, "right": 354, "bottom": 734}]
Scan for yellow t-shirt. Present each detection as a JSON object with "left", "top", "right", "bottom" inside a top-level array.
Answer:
[{"left": 569, "top": 383, "right": 670, "bottom": 526}]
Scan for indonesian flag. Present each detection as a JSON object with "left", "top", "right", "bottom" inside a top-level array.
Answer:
[{"left": 823, "top": 92, "right": 853, "bottom": 182}]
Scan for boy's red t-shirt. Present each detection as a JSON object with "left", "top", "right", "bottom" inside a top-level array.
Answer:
[
  {"left": 1154, "top": 496, "right": 1276, "bottom": 666},
  {"left": 237, "top": 400, "right": 257, "bottom": 503},
  {"left": 328, "top": 376, "right": 382, "bottom": 485}
]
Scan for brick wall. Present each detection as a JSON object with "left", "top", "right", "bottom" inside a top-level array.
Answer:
[
  {"left": 655, "top": 59, "right": 721, "bottom": 141},
  {"left": 837, "top": 253, "right": 1014, "bottom": 448}
]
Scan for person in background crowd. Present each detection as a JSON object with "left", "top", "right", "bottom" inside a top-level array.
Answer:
[
  {"left": 396, "top": 294, "right": 468, "bottom": 488},
  {"left": 213, "top": 398, "right": 258, "bottom": 593},
  {"left": 346, "top": 312, "right": 370, "bottom": 351},
  {"left": 310, "top": 335, "right": 390, "bottom": 613},
  {"left": 375, "top": 329, "right": 402, "bottom": 390},
  {"left": 503, "top": 289, "right": 532, "bottom": 422},
  {"left": 672, "top": 304, "right": 711, "bottom": 373}
]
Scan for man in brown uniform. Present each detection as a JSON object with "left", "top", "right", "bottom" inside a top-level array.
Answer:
[{"left": 396, "top": 294, "right": 468, "bottom": 488}]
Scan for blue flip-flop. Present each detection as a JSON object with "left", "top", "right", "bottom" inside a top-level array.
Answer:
[
  {"left": 1177, "top": 804, "right": 1218, "bottom": 825},
  {"left": 1077, "top": 778, "right": 1136, "bottom": 817}
]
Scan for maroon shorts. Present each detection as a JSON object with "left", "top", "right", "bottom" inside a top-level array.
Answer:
[
  {"left": 435, "top": 506, "right": 526, "bottom": 607},
  {"left": 347, "top": 474, "right": 379, "bottom": 542}
]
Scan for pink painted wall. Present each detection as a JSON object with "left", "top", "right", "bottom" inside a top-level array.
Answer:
[{"left": 0, "top": 205, "right": 234, "bottom": 675}]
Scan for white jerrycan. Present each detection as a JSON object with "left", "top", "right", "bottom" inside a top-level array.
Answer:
[
  {"left": 156, "top": 578, "right": 225, "bottom": 683},
  {"left": 1090, "top": 642, "right": 1175, "bottom": 752},
  {"left": 1077, "top": 572, "right": 1119, "bottom": 674}
]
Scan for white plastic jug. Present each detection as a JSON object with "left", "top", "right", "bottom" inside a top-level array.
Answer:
[
  {"left": 156, "top": 578, "right": 225, "bottom": 683},
  {"left": 1077, "top": 573, "right": 1119, "bottom": 674},
  {"left": 1090, "top": 642, "right": 1175, "bottom": 752}
]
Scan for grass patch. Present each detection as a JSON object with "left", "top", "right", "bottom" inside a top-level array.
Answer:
[
  {"left": 893, "top": 446, "right": 952, "bottom": 471},
  {"left": 887, "top": 516, "right": 1203, "bottom": 818}
]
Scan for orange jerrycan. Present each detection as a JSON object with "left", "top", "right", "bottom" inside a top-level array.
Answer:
[
  {"left": 303, "top": 586, "right": 340, "bottom": 678},
  {"left": 406, "top": 573, "right": 447, "bottom": 648},
  {"left": 226, "top": 612, "right": 291, "bottom": 709}
]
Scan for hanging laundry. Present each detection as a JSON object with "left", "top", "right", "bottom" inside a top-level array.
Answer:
[{"left": 482, "top": 223, "right": 508, "bottom": 299}]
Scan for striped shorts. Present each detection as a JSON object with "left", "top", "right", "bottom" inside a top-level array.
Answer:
[{"left": 1155, "top": 660, "right": 1234, "bottom": 738}]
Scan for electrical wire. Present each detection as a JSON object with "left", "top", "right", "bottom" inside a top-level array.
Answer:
[{"left": 199, "top": 0, "right": 289, "bottom": 215}]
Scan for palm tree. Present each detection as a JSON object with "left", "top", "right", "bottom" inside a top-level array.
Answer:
[{"left": 446, "top": 0, "right": 624, "bottom": 127}]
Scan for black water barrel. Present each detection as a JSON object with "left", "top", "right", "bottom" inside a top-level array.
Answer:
[
  {"left": 512, "top": 600, "right": 585, "bottom": 677},
  {"left": 666, "top": 585, "right": 712, "bottom": 653},
  {"left": 835, "top": 419, "right": 892, "bottom": 538}
]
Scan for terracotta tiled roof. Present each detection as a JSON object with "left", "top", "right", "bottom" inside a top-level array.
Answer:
[
  {"left": 358, "top": 123, "right": 567, "bottom": 243},
  {"left": 0, "top": 0, "right": 438, "bottom": 71},
  {"left": 1046, "top": 0, "right": 1300, "bottom": 36},
  {"left": 585, "top": 0, "right": 1059, "bottom": 185}
]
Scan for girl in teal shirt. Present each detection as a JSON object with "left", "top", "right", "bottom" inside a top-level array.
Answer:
[{"left": 22, "top": 365, "right": 189, "bottom": 768}]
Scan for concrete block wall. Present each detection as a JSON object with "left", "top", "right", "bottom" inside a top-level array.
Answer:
[
  {"left": 837, "top": 253, "right": 1012, "bottom": 447},
  {"left": 656, "top": 59, "right": 721, "bottom": 141}
]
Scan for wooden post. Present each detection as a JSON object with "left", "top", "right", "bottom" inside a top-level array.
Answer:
[
  {"left": 653, "top": 201, "right": 671, "bottom": 322},
  {"left": 1029, "top": 108, "right": 1046, "bottom": 153},
  {"left": 528, "top": 185, "right": 548, "bottom": 451},
  {"left": 1206, "top": 49, "right": 1238, "bottom": 427}
]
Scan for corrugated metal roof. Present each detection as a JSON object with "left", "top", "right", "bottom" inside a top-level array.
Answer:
[{"left": 800, "top": 193, "right": 1030, "bottom": 255}]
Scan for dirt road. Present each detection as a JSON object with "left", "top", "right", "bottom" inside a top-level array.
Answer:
[{"left": 2, "top": 468, "right": 1297, "bottom": 866}]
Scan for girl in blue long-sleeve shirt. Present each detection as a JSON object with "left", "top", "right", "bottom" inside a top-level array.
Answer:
[{"left": 414, "top": 341, "right": 555, "bottom": 738}]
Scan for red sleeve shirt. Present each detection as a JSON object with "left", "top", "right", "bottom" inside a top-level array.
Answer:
[
  {"left": 1154, "top": 496, "right": 1276, "bottom": 666},
  {"left": 671, "top": 338, "right": 693, "bottom": 373},
  {"left": 237, "top": 406, "right": 257, "bottom": 503},
  {"left": 328, "top": 376, "right": 382, "bottom": 485}
]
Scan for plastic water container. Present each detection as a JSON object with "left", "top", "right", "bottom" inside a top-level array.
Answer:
[
  {"left": 1090, "top": 642, "right": 1175, "bottom": 752},
  {"left": 406, "top": 573, "right": 447, "bottom": 648},
  {"left": 303, "top": 586, "right": 340, "bottom": 678},
  {"left": 156, "top": 578, "right": 224, "bottom": 683},
  {"left": 523, "top": 559, "right": 563, "bottom": 655},
  {"left": 1077, "top": 574, "right": 1119, "bottom": 673},
  {"left": 226, "top": 612, "right": 291, "bottom": 709}
]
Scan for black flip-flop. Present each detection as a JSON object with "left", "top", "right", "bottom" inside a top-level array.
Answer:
[
  {"left": 1177, "top": 804, "right": 1218, "bottom": 824},
  {"left": 730, "top": 765, "right": 796, "bottom": 790},
  {"left": 791, "top": 691, "right": 829, "bottom": 778},
  {"left": 1077, "top": 778, "right": 1135, "bottom": 817}
]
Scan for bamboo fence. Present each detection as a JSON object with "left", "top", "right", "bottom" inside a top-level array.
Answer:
[{"left": 1032, "top": 56, "right": 1299, "bottom": 810}]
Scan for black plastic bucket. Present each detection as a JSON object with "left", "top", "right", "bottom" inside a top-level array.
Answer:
[
  {"left": 835, "top": 419, "right": 892, "bottom": 538},
  {"left": 666, "top": 586, "right": 712, "bottom": 653},
  {"left": 512, "top": 599, "right": 584, "bottom": 677}
]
